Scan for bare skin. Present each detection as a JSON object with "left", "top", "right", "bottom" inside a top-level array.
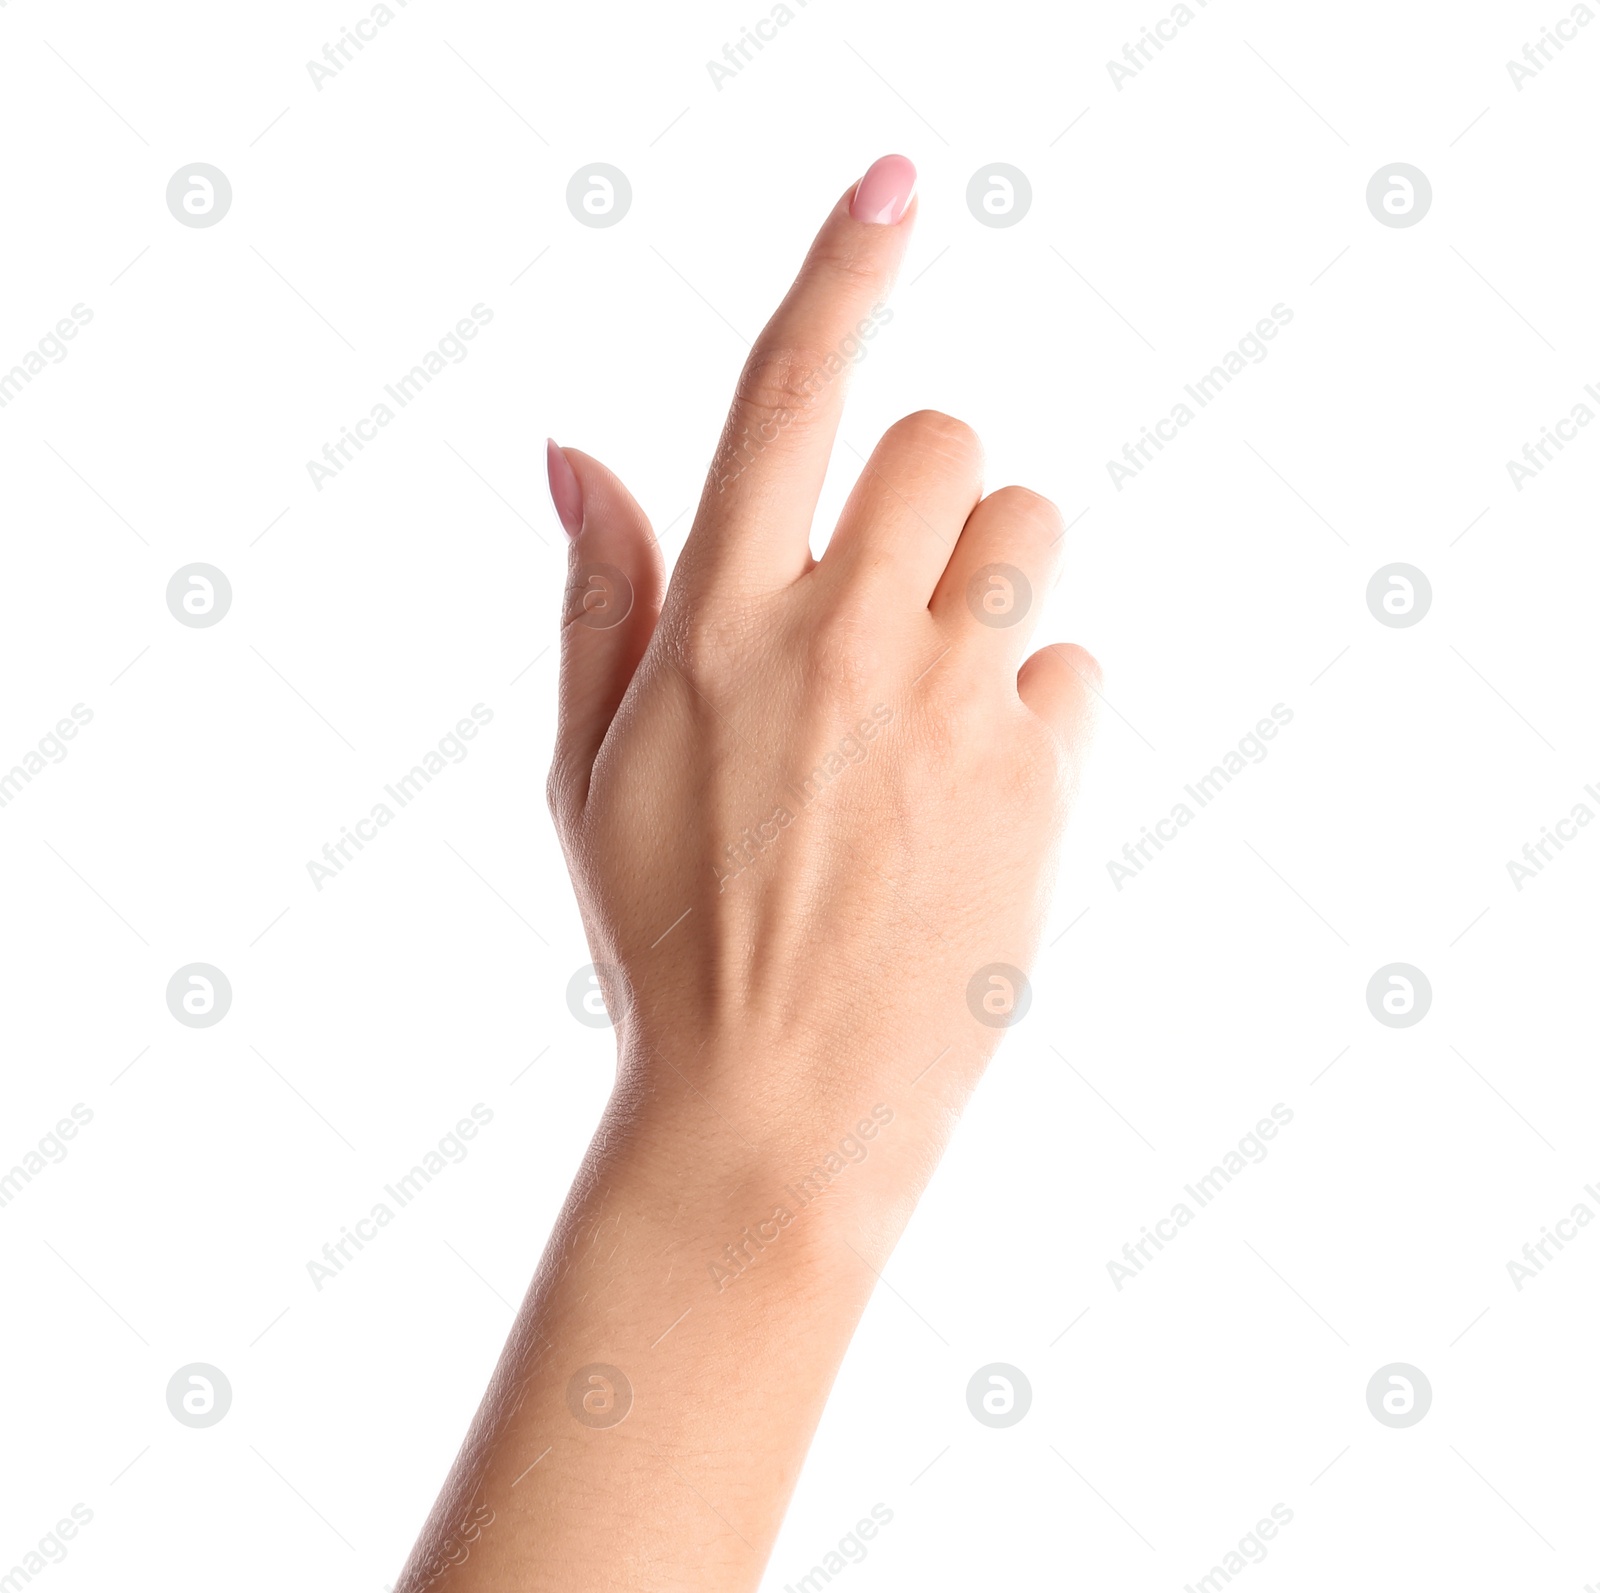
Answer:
[{"left": 395, "top": 154, "right": 1098, "bottom": 1593}]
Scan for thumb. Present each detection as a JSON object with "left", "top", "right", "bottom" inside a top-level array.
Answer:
[{"left": 546, "top": 440, "right": 665, "bottom": 820}]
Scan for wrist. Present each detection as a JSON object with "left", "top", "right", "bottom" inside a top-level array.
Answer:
[{"left": 601, "top": 1039, "right": 934, "bottom": 1285}]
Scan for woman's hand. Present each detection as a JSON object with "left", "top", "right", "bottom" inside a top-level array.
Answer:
[
  {"left": 398, "top": 154, "right": 1097, "bottom": 1593},
  {"left": 547, "top": 152, "right": 1097, "bottom": 1131}
]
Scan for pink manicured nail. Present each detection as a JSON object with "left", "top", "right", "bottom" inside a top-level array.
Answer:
[
  {"left": 850, "top": 154, "right": 916, "bottom": 225},
  {"left": 546, "top": 439, "right": 583, "bottom": 537}
]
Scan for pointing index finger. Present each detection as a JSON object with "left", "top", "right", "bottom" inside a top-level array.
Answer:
[{"left": 689, "top": 154, "right": 918, "bottom": 590}]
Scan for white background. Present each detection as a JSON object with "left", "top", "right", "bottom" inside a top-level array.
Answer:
[{"left": 2, "top": 1, "right": 1598, "bottom": 1588}]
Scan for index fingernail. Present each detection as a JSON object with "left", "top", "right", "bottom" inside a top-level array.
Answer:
[
  {"left": 850, "top": 154, "right": 917, "bottom": 225},
  {"left": 547, "top": 439, "right": 583, "bottom": 538}
]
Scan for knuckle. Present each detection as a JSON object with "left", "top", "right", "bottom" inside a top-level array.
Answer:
[
  {"left": 891, "top": 409, "right": 983, "bottom": 467},
  {"left": 983, "top": 484, "right": 1063, "bottom": 541},
  {"left": 801, "top": 605, "right": 881, "bottom": 701},
  {"left": 730, "top": 346, "right": 830, "bottom": 432},
  {"left": 802, "top": 236, "right": 886, "bottom": 293},
  {"left": 1046, "top": 640, "right": 1101, "bottom": 691},
  {"left": 545, "top": 759, "right": 572, "bottom": 831},
  {"left": 670, "top": 606, "right": 749, "bottom": 686}
]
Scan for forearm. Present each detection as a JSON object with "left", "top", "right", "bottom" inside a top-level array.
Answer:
[
  {"left": 396, "top": 1046, "right": 940, "bottom": 1593},
  {"left": 398, "top": 151, "right": 1096, "bottom": 1588}
]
